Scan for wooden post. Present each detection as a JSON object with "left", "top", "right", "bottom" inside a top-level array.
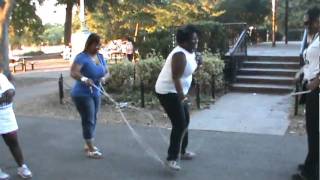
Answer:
[
  {"left": 140, "top": 81, "right": 145, "bottom": 108},
  {"left": 59, "top": 74, "right": 64, "bottom": 105},
  {"left": 284, "top": 0, "right": 289, "bottom": 44}
]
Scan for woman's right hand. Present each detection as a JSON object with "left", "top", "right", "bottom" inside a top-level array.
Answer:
[{"left": 84, "top": 78, "right": 94, "bottom": 87}]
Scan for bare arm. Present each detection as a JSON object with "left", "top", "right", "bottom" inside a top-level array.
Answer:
[
  {"left": 171, "top": 52, "right": 187, "bottom": 101},
  {"left": 70, "top": 62, "right": 93, "bottom": 86}
]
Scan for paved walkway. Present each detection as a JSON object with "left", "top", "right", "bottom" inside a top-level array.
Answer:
[
  {"left": 190, "top": 93, "right": 291, "bottom": 135},
  {"left": 14, "top": 70, "right": 72, "bottom": 102},
  {"left": 248, "top": 41, "right": 300, "bottom": 57},
  {"left": 0, "top": 116, "right": 306, "bottom": 180}
]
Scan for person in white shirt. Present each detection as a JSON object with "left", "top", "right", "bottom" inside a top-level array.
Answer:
[
  {"left": 155, "top": 25, "right": 202, "bottom": 171},
  {"left": 292, "top": 7, "right": 320, "bottom": 180},
  {"left": 0, "top": 64, "right": 32, "bottom": 179}
]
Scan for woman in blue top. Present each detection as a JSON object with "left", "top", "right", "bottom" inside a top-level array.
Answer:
[{"left": 70, "top": 33, "right": 109, "bottom": 159}]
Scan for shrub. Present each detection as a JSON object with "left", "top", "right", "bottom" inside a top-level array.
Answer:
[
  {"left": 135, "top": 55, "right": 164, "bottom": 90},
  {"left": 194, "top": 52, "right": 225, "bottom": 93},
  {"left": 107, "top": 62, "right": 134, "bottom": 92},
  {"left": 137, "top": 21, "right": 227, "bottom": 58}
]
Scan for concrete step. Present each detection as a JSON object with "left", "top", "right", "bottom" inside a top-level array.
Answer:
[
  {"left": 242, "top": 61, "right": 300, "bottom": 69},
  {"left": 247, "top": 56, "right": 300, "bottom": 62},
  {"left": 236, "top": 75, "right": 295, "bottom": 85},
  {"left": 238, "top": 68, "right": 298, "bottom": 77},
  {"left": 231, "top": 83, "right": 293, "bottom": 94}
]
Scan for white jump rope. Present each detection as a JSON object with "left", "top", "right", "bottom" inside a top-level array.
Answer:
[{"left": 91, "top": 83, "right": 190, "bottom": 168}]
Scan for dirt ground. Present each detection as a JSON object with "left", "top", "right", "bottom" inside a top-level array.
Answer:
[
  {"left": 14, "top": 89, "right": 172, "bottom": 128},
  {"left": 287, "top": 104, "right": 306, "bottom": 135}
]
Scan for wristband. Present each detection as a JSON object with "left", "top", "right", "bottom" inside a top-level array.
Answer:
[{"left": 81, "top": 76, "right": 88, "bottom": 82}]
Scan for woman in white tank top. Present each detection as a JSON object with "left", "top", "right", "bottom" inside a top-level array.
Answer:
[
  {"left": 0, "top": 65, "right": 33, "bottom": 179},
  {"left": 155, "top": 25, "right": 202, "bottom": 171}
]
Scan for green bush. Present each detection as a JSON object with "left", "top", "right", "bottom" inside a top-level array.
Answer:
[
  {"left": 107, "top": 62, "right": 134, "bottom": 92},
  {"left": 137, "top": 21, "right": 227, "bottom": 58},
  {"left": 194, "top": 52, "right": 225, "bottom": 93},
  {"left": 135, "top": 55, "right": 164, "bottom": 90}
]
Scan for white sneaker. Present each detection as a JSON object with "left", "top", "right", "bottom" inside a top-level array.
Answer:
[
  {"left": 0, "top": 169, "right": 9, "bottom": 180},
  {"left": 181, "top": 151, "right": 196, "bottom": 160},
  {"left": 17, "top": 164, "right": 32, "bottom": 179},
  {"left": 165, "top": 161, "right": 181, "bottom": 171}
]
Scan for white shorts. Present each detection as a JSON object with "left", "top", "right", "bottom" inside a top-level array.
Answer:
[{"left": 0, "top": 105, "right": 18, "bottom": 135}]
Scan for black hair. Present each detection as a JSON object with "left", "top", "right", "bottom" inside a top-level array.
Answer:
[
  {"left": 83, "top": 33, "right": 100, "bottom": 52},
  {"left": 176, "top": 25, "right": 199, "bottom": 45},
  {"left": 305, "top": 7, "right": 320, "bottom": 24}
]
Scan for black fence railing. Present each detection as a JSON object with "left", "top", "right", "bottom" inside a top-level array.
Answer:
[
  {"left": 223, "top": 23, "right": 249, "bottom": 84},
  {"left": 223, "top": 22, "right": 248, "bottom": 51}
]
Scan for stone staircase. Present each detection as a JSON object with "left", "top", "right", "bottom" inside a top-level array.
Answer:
[{"left": 231, "top": 56, "right": 300, "bottom": 94}]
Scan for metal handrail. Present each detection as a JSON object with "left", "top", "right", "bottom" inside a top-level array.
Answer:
[{"left": 230, "top": 29, "right": 248, "bottom": 56}]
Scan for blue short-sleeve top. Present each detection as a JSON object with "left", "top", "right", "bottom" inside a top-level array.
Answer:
[{"left": 71, "top": 52, "right": 107, "bottom": 97}]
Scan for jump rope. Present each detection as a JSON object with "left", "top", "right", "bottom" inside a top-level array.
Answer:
[
  {"left": 91, "top": 83, "right": 192, "bottom": 168},
  {"left": 63, "top": 79, "right": 200, "bottom": 169},
  {"left": 66, "top": 79, "right": 307, "bottom": 168}
]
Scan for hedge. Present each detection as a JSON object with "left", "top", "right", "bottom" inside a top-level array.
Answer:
[
  {"left": 137, "top": 21, "right": 228, "bottom": 58},
  {"left": 106, "top": 52, "right": 225, "bottom": 96}
]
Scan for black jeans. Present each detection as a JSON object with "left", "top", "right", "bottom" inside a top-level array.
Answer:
[
  {"left": 157, "top": 93, "right": 189, "bottom": 161},
  {"left": 303, "top": 88, "right": 319, "bottom": 180}
]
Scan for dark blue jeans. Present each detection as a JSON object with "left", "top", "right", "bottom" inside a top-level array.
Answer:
[{"left": 72, "top": 96, "right": 101, "bottom": 140}]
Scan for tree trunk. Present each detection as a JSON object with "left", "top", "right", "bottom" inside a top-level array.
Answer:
[
  {"left": 64, "top": 1, "right": 73, "bottom": 46},
  {"left": 0, "top": 0, "right": 15, "bottom": 74}
]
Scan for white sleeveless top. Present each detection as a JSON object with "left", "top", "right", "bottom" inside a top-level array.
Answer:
[
  {"left": 303, "top": 35, "right": 319, "bottom": 81},
  {"left": 155, "top": 46, "right": 197, "bottom": 95},
  {"left": 0, "top": 73, "right": 18, "bottom": 134}
]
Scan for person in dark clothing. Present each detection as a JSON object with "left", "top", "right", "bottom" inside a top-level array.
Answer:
[
  {"left": 292, "top": 7, "right": 320, "bottom": 180},
  {"left": 155, "top": 25, "right": 201, "bottom": 171}
]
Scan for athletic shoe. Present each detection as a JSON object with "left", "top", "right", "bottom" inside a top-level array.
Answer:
[
  {"left": 165, "top": 161, "right": 181, "bottom": 171},
  {"left": 181, "top": 151, "right": 196, "bottom": 160},
  {"left": 17, "top": 164, "right": 32, "bottom": 179},
  {"left": 0, "top": 169, "right": 9, "bottom": 180}
]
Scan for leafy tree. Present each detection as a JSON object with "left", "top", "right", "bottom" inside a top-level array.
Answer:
[
  {"left": 0, "top": 0, "right": 15, "bottom": 74},
  {"left": 279, "top": 0, "right": 319, "bottom": 29},
  {"left": 41, "top": 24, "right": 64, "bottom": 45},
  {"left": 217, "top": 0, "right": 271, "bottom": 26},
  {"left": 56, "top": 0, "right": 98, "bottom": 45},
  {"left": 9, "top": 0, "right": 44, "bottom": 48}
]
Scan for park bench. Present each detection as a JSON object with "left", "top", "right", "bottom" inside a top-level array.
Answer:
[{"left": 9, "top": 56, "right": 35, "bottom": 73}]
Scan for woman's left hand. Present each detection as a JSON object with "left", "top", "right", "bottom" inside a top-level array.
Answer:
[{"left": 100, "top": 73, "right": 111, "bottom": 85}]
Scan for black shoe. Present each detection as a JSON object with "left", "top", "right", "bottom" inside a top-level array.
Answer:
[{"left": 292, "top": 173, "right": 308, "bottom": 180}]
